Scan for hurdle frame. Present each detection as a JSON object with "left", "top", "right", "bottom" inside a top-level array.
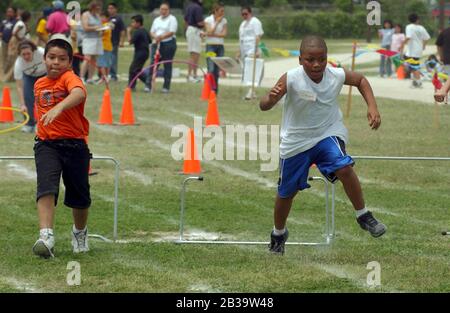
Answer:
[
  {"left": 0, "top": 155, "right": 120, "bottom": 242},
  {"left": 175, "top": 155, "right": 450, "bottom": 246},
  {"left": 175, "top": 175, "right": 336, "bottom": 246}
]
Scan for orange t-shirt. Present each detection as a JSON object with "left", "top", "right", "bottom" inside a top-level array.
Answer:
[{"left": 35, "top": 70, "right": 89, "bottom": 140}]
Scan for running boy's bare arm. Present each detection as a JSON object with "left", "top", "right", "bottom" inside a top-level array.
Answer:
[
  {"left": 41, "top": 87, "right": 86, "bottom": 126},
  {"left": 344, "top": 70, "right": 381, "bottom": 130},
  {"left": 260, "top": 73, "right": 287, "bottom": 111}
]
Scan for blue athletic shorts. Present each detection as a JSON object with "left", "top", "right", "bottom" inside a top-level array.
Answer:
[{"left": 278, "top": 136, "right": 354, "bottom": 198}]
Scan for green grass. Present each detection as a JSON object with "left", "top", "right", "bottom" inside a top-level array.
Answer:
[{"left": 0, "top": 76, "right": 449, "bottom": 293}]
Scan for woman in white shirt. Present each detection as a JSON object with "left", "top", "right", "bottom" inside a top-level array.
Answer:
[
  {"left": 204, "top": 2, "right": 227, "bottom": 94},
  {"left": 14, "top": 40, "right": 47, "bottom": 133},
  {"left": 146, "top": 2, "right": 178, "bottom": 93},
  {"left": 238, "top": 6, "right": 263, "bottom": 64},
  {"left": 238, "top": 6, "right": 264, "bottom": 99}
]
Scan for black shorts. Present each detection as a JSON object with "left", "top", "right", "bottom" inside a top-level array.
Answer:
[{"left": 34, "top": 138, "right": 91, "bottom": 209}]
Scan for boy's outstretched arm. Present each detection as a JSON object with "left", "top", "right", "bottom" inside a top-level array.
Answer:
[
  {"left": 260, "top": 73, "right": 287, "bottom": 111},
  {"left": 344, "top": 70, "right": 381, "bottom": 130},
  {"left": 41, "top": 87, "right": 86, "bottom": 126},
  {"left": 435, "top": 78, "right": 450, "bottom": 103}
]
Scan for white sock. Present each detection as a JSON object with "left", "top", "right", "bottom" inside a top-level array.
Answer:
[
  {"left": 73, "top": 225, "right": 87, "bottom": 233},
  {"left": 40, "top": 228, "right": 53, "bottom": 237},
  {"left": 273, "top": 227, "right": 286, "bottom": 236},
  {"left": 355, "top": 208, "right": 368, "bottom": 218}
]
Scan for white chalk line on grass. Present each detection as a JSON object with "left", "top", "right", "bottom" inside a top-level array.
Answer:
[
  {"left": 314, "top": 264, "right": 406, "bottom": 293},
  {"left": 5, "top": 162, "right": 36, "bottom": 180},
  {"left": 123, "top": 170, "right": 153, "bottom": 186},
  {"left": 1, "top": 276, "right": 43, "bottom": 293}
]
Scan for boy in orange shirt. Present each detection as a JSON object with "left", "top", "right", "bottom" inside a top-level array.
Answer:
[{"left": 32, "top": 34, "right": 91, "bottom": 258}]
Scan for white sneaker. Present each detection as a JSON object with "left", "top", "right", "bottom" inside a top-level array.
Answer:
[
  {"left": 188, "top": 76, "right": 202, "bottom": 83},
  {"left": 244, "top": 89, "right": 256, "bottom": 100},
  {"left": 144, "top": 86, "right": 151, "bottom": 93},
  {"left": 71, "top": 226, "right": 89, "bottom": 253},
  {"left": 21, "top": 125, "right": 34, "bottom": 133},
  {"left": 32, "top": 230, "right": 55, "bottom": 258}
]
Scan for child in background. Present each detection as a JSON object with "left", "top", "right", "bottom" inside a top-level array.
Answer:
[
  {"left": 260, "top": 35, "right": 386, "bottom": 255},
  {"left": 378, "top": 20, "right": 394, "bottom": 77},
  {"left": 32, "top": 34, "right": 91, "bottom": 258},
  {"left": 391, "top": 24, "right": 405, "bottom": 54},
  {"left": 97, "top": 11, "right": 114, "bottom": 83},
  {"left": 35, "top": 7, "right": 52, "bottom": 47},
  {"left": 127, "top": 14, "right": 151, "bottom": 91}
]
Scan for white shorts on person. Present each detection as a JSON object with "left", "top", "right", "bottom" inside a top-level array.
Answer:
[
  {"left": 186, "top": 25, "right": 202, "bottom": 54},
  {"left": 82, "top": 37, "right": 103, "bottom": 56}
]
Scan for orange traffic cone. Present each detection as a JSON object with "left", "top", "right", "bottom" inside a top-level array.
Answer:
[
  {"left": 397, "top": 65, "right": 406, "bottom": 80},
  {"left": 0, "top": 86, "right": 14, "bottom": 122},
  {"left": 201, "top": 73, "right": 212, "bottom": 101},
  {"left": 183, "top": 128, "right": 201, "bottom": 174},
  {"left": 98, "top": 89, "right": 113, "bottom": 124},
  {"left": 120, "top": 87, "right": 135, "bottom": 125},
  {"left": 205, "top": 91, "right": 220, "bottom": 126}
]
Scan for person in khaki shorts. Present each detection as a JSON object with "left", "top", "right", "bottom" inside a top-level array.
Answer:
[
  {"left": 0, "top": 7, "right": 17, "bottom": 81},
  {"left": 184, "top": 0, "right": 204, "bottom": 82}
]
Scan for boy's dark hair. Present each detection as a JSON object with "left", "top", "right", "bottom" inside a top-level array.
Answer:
[
  {"left": 101, "top": 11, "right": 110, "bottom": 18},
  {"left": 131, "top": 14, "right": 143, "bottom": 25},
  {"left": 108, "top": 2, "right": 118, "bottom": 8},
  {"left": 21, "top": 10, "right": 32, "bottom": 22},
  {"left": 300, "top": 35, "right": 328, "bottom": 54},
  {"left": 409, "top": 13, "right": 419, "bottom": 23},
  {"left": 241, "top": 6, "right": 252, "bottom": 13},
  {"left": 44, "top": 39, "right": 74, "bottom": 63}
]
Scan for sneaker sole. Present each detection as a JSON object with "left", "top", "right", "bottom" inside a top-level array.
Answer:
[{"left": 32, "top": 240, "right": 54, "bottom": 258}]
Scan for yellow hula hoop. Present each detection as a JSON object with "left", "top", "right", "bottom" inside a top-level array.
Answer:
[{"left": 0, "top": 107, "right": 30, "bottom": 134}]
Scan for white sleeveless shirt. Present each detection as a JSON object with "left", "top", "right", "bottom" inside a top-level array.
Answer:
[{"left": 280, "top": 66, "right": 348, "bottom": 159}]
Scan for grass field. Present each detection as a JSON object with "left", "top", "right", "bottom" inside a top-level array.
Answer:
[{"left": 1, "top": 41, "right": 450, "bottom": 292}]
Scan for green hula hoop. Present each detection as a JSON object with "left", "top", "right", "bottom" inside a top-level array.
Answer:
[{"left": 0, "top": 107, "right": 30, "bottom": 134}]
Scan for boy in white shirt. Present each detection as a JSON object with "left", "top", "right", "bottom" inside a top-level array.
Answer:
[
  {"left": 260, "top": 35, "right": 386, "bottom": 255},
  {"left": 402, "top": 13, "right": 430, "bottom": 88}
]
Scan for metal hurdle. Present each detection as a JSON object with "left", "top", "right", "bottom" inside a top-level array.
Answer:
[
  {"left": 0, "top": 155, "right": 120, "bottom": 242},
  {"left": 175, "top": 155, "right": 450, "bottom": 245},
  {"left": 175, "top": 175, "right": 336, "bottom": 246}
]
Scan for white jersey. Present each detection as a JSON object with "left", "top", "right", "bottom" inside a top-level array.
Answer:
[
  {"left": 405, "top": 23, "right": 430, "bottom": 58},
  {"left": 280, "top": 66, "right": 348, "bottom": 159}
]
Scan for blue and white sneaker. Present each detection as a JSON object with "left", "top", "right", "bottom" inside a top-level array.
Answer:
[{"left": 72, "top": 226, "right": 89, "bottom": 253}]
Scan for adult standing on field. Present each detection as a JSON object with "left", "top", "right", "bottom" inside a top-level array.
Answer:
[
  {"left": 436, "top": 25, "right": 450, "bottom": 76},
  {"left": 80, "top": 1, "right": 104, "bottom": 84},
  {"left": 184, "top": 0, "right": 204, "bottom": 83},
  {"left": 238, "top": 6, "right": 264, "bottom": 99},
  {"left": 107, "top": 3, "right": 126, "bottom": 82},
  {"left": 0, "top": 7, "right": 17, "bottom": 81},
  {"left": 145, "top": 1, "right": 178, "bottom": 94}
]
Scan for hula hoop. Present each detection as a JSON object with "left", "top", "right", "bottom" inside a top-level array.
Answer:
[{"left": 0, "top": 107, "right": 30, "bottom": 134}]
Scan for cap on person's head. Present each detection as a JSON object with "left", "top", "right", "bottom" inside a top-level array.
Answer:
[
  {"left": 48, "top": 33, "right": 71, "bottom": 45},
  {"left": 52, "top": 0, "right": 65, "bottom": 10},
  {"left": 46, "top": 33, "right": 73, "bottom": 62}
]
